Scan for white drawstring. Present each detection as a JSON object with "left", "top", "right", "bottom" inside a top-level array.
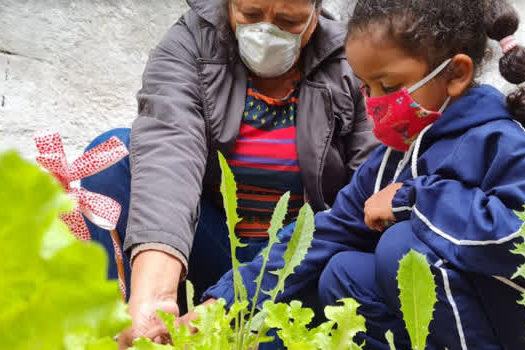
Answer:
[
  {"left": 393, "top": 142, "right": 416, "bottom": 183},
  {"left": 375, "top": 147, "right": 392, "bottom": 194},
  {"left": 375, "top": 124, "right": 433, "bottom": 193},
  {"left": 411, "top": 124, "right": 433, "bottom": 179}
]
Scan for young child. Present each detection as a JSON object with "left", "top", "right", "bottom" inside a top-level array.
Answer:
[{"left": 204, "top": 0, "right": 525, "bottom": 348}]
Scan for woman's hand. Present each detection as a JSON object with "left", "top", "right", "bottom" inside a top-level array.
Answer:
[
  {"left": 364, "top": 183, "right": 403, "bottom": 232},
  {"left": 118, "top": 250, "right": 184, "bottom": 349},
  {"left": 121, "top": 298, "right": 218, "bottom": 347},
  {"left": 118, "top": 296, "right": 179, "bottom": 348}
]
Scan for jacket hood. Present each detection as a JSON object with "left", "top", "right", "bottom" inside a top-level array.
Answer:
[
  {"left": 186, "top": 0, "right": 347, "bottom": 77},
  {"left": 427, "top": 85, "right": 513, "bottom": 140}
]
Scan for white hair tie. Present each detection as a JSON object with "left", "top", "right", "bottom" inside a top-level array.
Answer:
[{"left": 500, "top": 35, "right": 519, "bottom": 54}]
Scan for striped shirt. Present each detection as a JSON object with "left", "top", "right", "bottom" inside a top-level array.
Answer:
[{"left": 225, "top": 79, "right": 304, "bottom": 237}]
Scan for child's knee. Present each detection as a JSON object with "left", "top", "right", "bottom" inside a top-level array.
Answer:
[
  {"left": 319, "top": 251, "right": 376, "bottom": 307},
  {"left": 375, "top": 221, "right": 414, "bottom": 310},
  {"left": 85, "top": 128, "right": 131, "bottom": 152},
  {"left": 319, "top": 253, "right": 347, "bottom": 305}
]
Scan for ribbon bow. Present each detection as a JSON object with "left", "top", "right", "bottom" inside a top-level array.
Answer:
[{"left": 35, "top": 132, "right": 129, "bottom": 298}]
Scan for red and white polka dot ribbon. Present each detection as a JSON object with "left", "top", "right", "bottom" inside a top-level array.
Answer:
[{"left": 35, "top": 132, "right": 129, "bottom": 297}]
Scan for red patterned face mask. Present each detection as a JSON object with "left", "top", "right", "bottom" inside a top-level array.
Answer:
[{"left": 364, "top": 59, "right": 452, "bottom": 152}]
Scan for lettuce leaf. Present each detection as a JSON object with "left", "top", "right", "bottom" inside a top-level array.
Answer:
[{"left": 0, "top": 152, "right": 129, "bottom": 350}]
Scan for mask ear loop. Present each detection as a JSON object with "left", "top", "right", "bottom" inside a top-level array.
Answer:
[
  {"left": 299, "top": 1, "right": 318, "bottom": 38},
  {"left": 230, "top": 0, "right": 237, "bottom": 22},
  {"left": 438, "top": 96, "right": 452, "bottom": 113},
  {"left": 408, "top": 58, "right": 453, "bottom": 114},
  {"left": 407, "top": 58, "right": 453, "bottom": 94}
]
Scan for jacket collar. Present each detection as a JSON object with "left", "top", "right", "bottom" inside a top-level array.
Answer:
[{"left": 186, "top": 0, "right": 347, "bottom": 77}]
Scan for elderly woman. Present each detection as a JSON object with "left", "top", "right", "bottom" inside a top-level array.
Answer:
[{"left": 82, "top": 0, "right": 377, "bottom": 347}]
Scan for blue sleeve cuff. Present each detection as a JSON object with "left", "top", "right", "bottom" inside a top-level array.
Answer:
[
  {"left": 392, "top": 181, "right": 415, "bottom": 221},
  {"left": 201, "top": 277, "right": 235, "bottom": 308}
]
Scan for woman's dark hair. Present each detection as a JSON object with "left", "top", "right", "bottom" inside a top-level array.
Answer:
[
  {"left": 216, "top": 0, "right": 323, "bottom": 63},
  {"left": 347, "top": 0, "right": 525, "bottom": 124}
]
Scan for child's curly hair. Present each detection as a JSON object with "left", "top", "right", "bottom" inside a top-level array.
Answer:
[{"left": 347, "top": 0, "right": 525, "bottom": 122}]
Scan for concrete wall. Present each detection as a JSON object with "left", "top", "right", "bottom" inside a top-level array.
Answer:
[{"left": 1, "top": 0, "right": 524, "bottom": 159}]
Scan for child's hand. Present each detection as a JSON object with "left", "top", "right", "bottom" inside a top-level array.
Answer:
[
  {"left": 364, "top": 183, "right": 403, "bottom": 232},
  {"left": 176, "top": 298, "right": 217, "bottom": 333}
]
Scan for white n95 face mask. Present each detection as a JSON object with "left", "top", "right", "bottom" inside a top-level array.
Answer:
[{"left": 233, "top": 1, "right": 316, "bottom": 78}]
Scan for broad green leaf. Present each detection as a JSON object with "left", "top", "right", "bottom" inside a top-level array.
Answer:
[
  {"left": 0, "top": 152, "right": 130, "bottom": 350},
  {"left": 324, "top": 298, "right": 366, "bottom": 349},
  {"left": 263, "top": 300, "right": 338, "bottom": 349},
  {"left": 262, "top": 301, "right": 291, "bottom": 330},
  {"left": 289, "top": 300, "right": 315, "bottom": 328},
  {"left": 265, "top": 203, "right": 315, "bottom": 301},
  {"left": 386, "top": 330, "right": 396, "bottom": 350},
  {"left": 397, "top": 250, "right": 437, "bottom": 350},
  {"left": 186, "top": 280, "right": 195, "bottom": 312},
  {"left": 263, "top": 301, "right": 312, "bottom": 348}
]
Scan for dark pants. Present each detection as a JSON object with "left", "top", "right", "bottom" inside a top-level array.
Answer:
[{"left": 319, "top": 221, "right": 525, "bottom": 349}]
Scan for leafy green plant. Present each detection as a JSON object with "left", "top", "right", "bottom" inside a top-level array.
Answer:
[
  {"left": 512, "top": 209, "right": 525, "bottom": 307},
  {"left": 0, "top": 152, "right": 130, "bottom": 350},
  {"left": 134, "top": 151, "right": 445, "bottom": 350},
  {"left": 261, "top": 298, "right": 366, "bottom": 350},
  {"left": 133, "top": 152, "right": 367, "bottom": 349}
]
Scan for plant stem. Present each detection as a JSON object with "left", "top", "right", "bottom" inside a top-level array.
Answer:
[{"left": 244, "top": 244, "right": 274, "bottom": 345}]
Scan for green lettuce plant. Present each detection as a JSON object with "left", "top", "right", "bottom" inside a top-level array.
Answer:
[
  {"left": 0, "top": 152, "right": 130, "bottom": 350},
  {"left": 511, "top": 209, "right": 525, "bottom": 306}
]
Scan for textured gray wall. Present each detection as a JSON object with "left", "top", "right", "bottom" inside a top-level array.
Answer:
[
  {"left": 0, "top": 0, "right": 188, "bottom": 159},
  {"left": 1, "top": 0, "right": 524, "bottom": 159}
]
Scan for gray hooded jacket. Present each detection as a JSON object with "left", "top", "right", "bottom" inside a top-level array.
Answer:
[{"left": 124, "top": 0, "right": 379, "bottom": 269}]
